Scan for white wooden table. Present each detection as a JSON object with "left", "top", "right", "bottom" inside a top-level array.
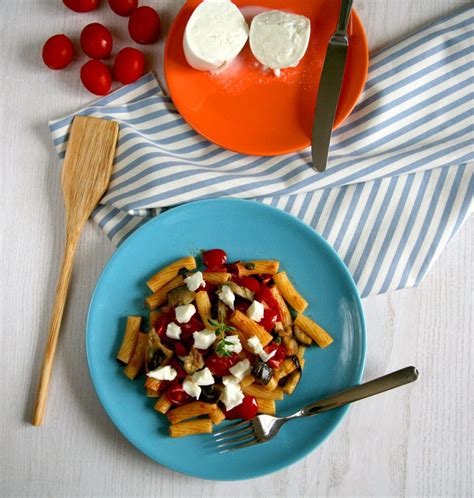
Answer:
[{"left": 1, "top": 1, "right": 472, "bottom": 496}]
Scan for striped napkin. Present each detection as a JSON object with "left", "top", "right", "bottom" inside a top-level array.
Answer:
[{"left": 49, "top": 6, "right": 473, "bottom": 298}]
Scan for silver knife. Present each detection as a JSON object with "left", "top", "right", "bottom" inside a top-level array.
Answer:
[{"left": 311, "top": 0, "right": 353, "bottom": 172}]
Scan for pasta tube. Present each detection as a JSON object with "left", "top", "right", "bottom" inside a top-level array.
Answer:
[
  {"left": 294, "top": 314, "right": 334, "bottom": 348},
  {"left": 269, "top": 285, "right": 293, "bottom": 327},
  {"left": 145, "top": 275, "right": 185, "bottom": 310},
  {"left": 273, "top": 272, "right": 308, "bottom": 313},
  {"left": 147, "top": 256, "right": 196, "bottom": 292},
  {"left": 209, "top": 406, "right": 226, "bottom": 425},
  {"left": 167, "top": 402, "right": 217, "bottom": 425},
  {"left": 242, "top": 383, "right": 284, "bottom": 400},
  {"left": 256, "top": 398, "right": 276, "bottom": 415},
  {"left": 116, "top": 316, "right": 142, "bottom": 364},
  {"left": 229, "top": 310, "right": 273, "bottom": 347},
  {"left": 154, "top": 394, "right": 172, "bottom": 414},
  {"left": 169, "top": 419, "right": 213, "bottom": 438},
  {"left": 203, "top": 272, "right": 232, "bottom": 284},
  {"left": 195, "top": 291, "right": 213, "bottom": 328},
  {"left": 123, "top": 332, "right": 148, "bottom": 380},
  {"left": 236, "top": 260, "right": 279, "bottom": 276}
]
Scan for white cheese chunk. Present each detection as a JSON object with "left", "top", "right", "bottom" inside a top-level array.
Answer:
[
  {"left": 146, "top": 365, "right": 177, "bottom": 381},
  {"left": 247, "top": 335, "right": 276, "bottom": 362},
  {"left": 221, "top": 383, "right": 244, "bottom": 411},
  {"left": 191, "top": 367, "right": 215, "bottom": 386},
  {"left": 193, "top": 329, "right": 217, "bottom": 350},
  {"left": 182, "top": 377, "right": 202, "bottom": 399},
  {"left": 222, "top": 375, "right": 240, "bottom": 386},
  {"left": 184, "top": 271, "right": 205, "bottom": 292},
  {"left": 229, "top": 359, "right": 251, "bottom": 380},
  {"left": 165, "top": 322, "right": 182, "bottom": 340},
  {"left": 249, "top": 10, "right": 311, "bottom": 70},
  {"left": 224, "top": 334, "right": 242, "bottom": 353},
  {"left": 246, "top": 300, "right": 265, "bottom": 322},
  {"left": 183, "top": 0, "right": 249, "bottom": 72},
  {"left": 217, "top": 285, "right": 235, "bottom": 310},
  {"left": 175, "top": 303, "right": 196, "bottom": 324}
]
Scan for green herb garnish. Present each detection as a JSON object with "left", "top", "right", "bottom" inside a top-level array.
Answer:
[
  {"left": 215, "top": 339, "right": 233, "bottom": 357},
  {"left": 273, "top": 336, "right": 282, "bottom": 345},
  {"left": 245, "top": 262, "right": 256, "bottom": 270},
  {"left": 208, "top": 319, "right": 235, "bottom": 336}
]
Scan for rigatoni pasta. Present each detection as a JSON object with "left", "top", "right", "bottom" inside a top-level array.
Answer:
[{"left": 116, "top": 248, "right": 333, "bottom": 438}]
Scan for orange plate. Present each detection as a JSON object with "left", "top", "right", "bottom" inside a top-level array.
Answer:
[{"left": 164, "top": 0, "right": 368, "bottom": 156}]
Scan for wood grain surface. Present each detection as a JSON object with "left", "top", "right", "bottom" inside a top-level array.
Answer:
[{"left": 1, "top": 1, "right": 472, "bottom": 496}]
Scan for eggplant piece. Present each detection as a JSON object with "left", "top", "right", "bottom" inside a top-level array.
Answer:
[
  {"left": 252, "top": 359, "right": 273, "bottom": 385},
  {"left": 217, "top": 301, "right": 228, "bottom": 323},
  {"left": 146, "top": 328, "right": 174, "bottom": 370},
  {"left": 182, "top": 348, "right": 205, "bottom": 374},
  {"left": 225, "top": 281, "right": 254, "bottom": 301},
  {"left": 282, "top": 336, "right": 299, "bottom": 355},
  {"left": 198, "top": 385, "right": 222, "bottom": 403},
  {"left": 289, "top": 354, "right": 301, "bottom": 370},
  {"left": 167, "top": 286, "right": 195, "bottom": 307},
  {"left": 147, "top": 349, "right": 166, "bottom": 371}
]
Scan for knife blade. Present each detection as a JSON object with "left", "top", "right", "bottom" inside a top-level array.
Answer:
[{"left": 311, "top": 0, "right": 353, "bottom": 172}]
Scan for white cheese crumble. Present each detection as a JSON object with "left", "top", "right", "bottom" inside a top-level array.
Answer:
[
  {"left": 247, "top": 336, "right": 276, "bottom": 362},
  {"left": 184, "top": 271, "right": 204, "bottom": 292},
  {"left": 246, "top": 300, "right": 265, "bottom": 322},
  {"left": 221, "top": 382, "right": 244, "bottom": 411},
  {"left": 183, "top": 0, "right": 249, "bottom": 72},
  {"left": 182, "top": 377, "right": 202, "bottom": 399},
  {"left": 217, "top": 285, "right": 235, "bottom": 310},
  {"left": 224, "top": 334, "right": 242, "bottom": 353},
  {"left": 191, "top": 367, "right": 215, "bottom": 386},
  {"left": 193, "top": 329, "right": 217, "bottom": 350},
  {"left": 175, "top": 303, "right": 196, "bottom": 324},
  {"left": 222, "top": 375, "right": 240, "bottom": 386},
  {"left": 249, "top": 10, "right": 311, "bottom": 71},
  {"left": 229, "top": 359, "right": 251, "bottom": 380},
  {"left": 165, "top": 322, "right": 182, "bottom": 340},
  {"left": 146, "top": 365, "right": 177, "bottom": 381}
]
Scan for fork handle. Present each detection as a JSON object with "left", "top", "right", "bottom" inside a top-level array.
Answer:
[{"left": 299, "top": 366, "right": 419, "bottom": 417}]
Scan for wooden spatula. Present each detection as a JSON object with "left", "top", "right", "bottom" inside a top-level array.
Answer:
[{"left": 32, "top": 116, "right": 119, "bottom": 426}]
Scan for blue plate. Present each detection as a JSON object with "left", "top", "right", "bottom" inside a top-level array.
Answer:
[{"left": 86, "top": 199, "right": 366, "bottom": 480}]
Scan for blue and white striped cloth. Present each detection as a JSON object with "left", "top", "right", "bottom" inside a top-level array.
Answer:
[{"left": 49, "top": 6, "right": 473, "bottom": 298}]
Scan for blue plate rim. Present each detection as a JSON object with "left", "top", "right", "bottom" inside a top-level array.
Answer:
[{"left": 86, "top": 198, "right": 367, "bottom": 481}]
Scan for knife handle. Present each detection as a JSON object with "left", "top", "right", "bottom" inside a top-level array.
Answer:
[{"left": 336, "top": 0, "right": 353, "bottom": 34}]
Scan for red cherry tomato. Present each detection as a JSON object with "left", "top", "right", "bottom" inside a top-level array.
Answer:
[
  {"left": 42, "top": 34, "right": 74, "bottom": 70},
  {"left": 223, "top": 395, "right": 258, "bottom": 420},
  {"left": 226, "top": 262, "right": 240, "bottom": 275},
  {"left": 265, "top": 343, "right": 287, "bottom": 369},
  {"left": 179, "top": 316, "right": 204, "bottom": 338},
  {"left": 202, "top": 249, "right": 227, "bottom": 268},
  {"left": 80, "top": 60, "right": 112, "bottom": 95},
  {"left": 165, "top": 384, "right": 192, "bottom": 406},
  {"left": 205, "top": 353, "right": 240, "bottom": 376},
  {"left": 128, "top": 6, "right": 161, "bottom": 44},
  {"left": 204, "top": 267, "right": 228, "bottom": 273},
  {"left": 255, "top": 285, "right": 281, "bottom": 320},
  {"left": 80, "top": 23, "right": 113, "bottom": 59},
  {"left": 259, "top": 308, "right": 279, "bottom": 331},
  {"left": 235, "top": 301, "right": 250, "bottom": 314},
  {"left": 169, "top": 358, "right": 187, "bottom": 379},
  {"left": 173, "top": 342, "right": 188, "bottom": 357},
  {"left": 232, "top": 276, "right": 260, "bottom": 293},
  {"left": 108, "top": 0, "right": 137, "bottom": 16},
  {"left": 113, "top": 47, "right": 145, "bottom": 84},
  {"left": 63, "top": 0, "right": 99, "bottom": 12},
  {"left": 202, "top": 281, "right": 217, "bottom": 294}
]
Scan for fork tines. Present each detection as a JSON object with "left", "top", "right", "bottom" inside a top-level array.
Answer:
[{"left": 212, "top": 420, "right": 259, "bottom": 453}]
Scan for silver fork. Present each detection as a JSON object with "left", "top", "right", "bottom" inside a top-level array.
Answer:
[{"left": 213, "top": 366, "right": 419, "bottom": 452}]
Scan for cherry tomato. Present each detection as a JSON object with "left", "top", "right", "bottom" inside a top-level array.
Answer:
[
  {"left": 42, "top": 34, "right": 74, "bottom": 70},
  {"left": 80, "top": 23, "right": 113, "bottom": 59},
  {"left": 63, "top": 0, "right": 99, "bottom": 12},
  {"left": 223, "top": 395, "right": 258, "bottom": 420},
  {"left": 202, "top": 249, "right": 227, "bottom": 268},
  {"left": 259, "top": 308, "right": 279, "bottom": 331},
  {"left": 232, "top": 276, "right": 260, "bottom": 293},
  {"left": 255, "top": 285, "right": 281, "bottom": 320},
  {"left": 169, "top": 358, "right": 187, "bottom": 379},
  {"left": 128, "top": 6, "right": 161, "bottom": 44},
  {"left": 205, "top": 353, "right": 240, "bottom": 376},
  {"left": 235, "top": 301, "right": 250, "bottom": 314},
  {"left": 226, "top": 262, "right": 240, "bottom": 275},
  {"left": 165, "top": 384, "right": 192, "bottom": 406},
  {"left": 265, "top": 343, "right": 287, "bottom": 369},
  {"left": 173, "top": 342, "right": 188, "bottom": 357},
  {"left": 108, "top": 0, "right": 137, "bottom": 16},
  {"left": 179, "top": 316, "right": 204, "bottom": 338},
  {"left": 202, "top": 281, "right": 217, "bottom": 294},
  {"left": 80, "top": 60, "right": 112, "bottom": 95},
  {"left": 113, "top": 47, "right": 145, "bottom": 84},
  {"left": 204, "top": 267, "right": 228, "bottom": 273}
]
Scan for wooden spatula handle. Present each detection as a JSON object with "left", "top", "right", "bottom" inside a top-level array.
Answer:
[{"left": 32, "top": 234, "right": 79, "bottom": 426}]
